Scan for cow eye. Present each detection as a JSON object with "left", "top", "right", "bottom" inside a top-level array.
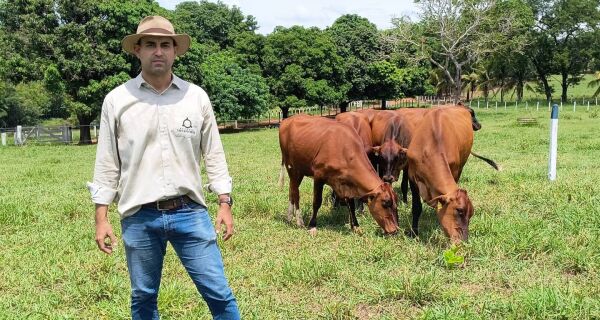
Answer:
[{"left": 456, "top": 208, "right": 465, "bottom": 216}]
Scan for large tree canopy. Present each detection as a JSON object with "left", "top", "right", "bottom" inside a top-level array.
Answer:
[{"left": 262, "top": 26, "right": 348, "bottom": 118}]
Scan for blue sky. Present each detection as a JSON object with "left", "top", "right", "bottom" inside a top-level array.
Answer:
[{"left": 157, "top": 0, "right": 418, "bottom": 34}]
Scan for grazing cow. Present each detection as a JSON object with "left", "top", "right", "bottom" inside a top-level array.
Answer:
[
  {"left": 278, "top": 115, "right": 399, "bottom": 235},
  {"left": 395, "top": 105, "right": 482, "bottom": 203},
  {"left": 406, "top": 106, "right": 497, "bottom": 243}
]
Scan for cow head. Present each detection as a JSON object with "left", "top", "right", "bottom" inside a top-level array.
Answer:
[
  {"left": 364, "top": 183, "right": 399, "bottom": 235},
  {"left": 430, "top": 189, "right": 474, "bottom": 243},
  {"left": 372, "top": 143, "right": 408, "bottom": 184}
]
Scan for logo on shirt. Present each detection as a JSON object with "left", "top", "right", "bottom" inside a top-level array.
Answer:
[
  {"left": 174, "top": 116, "right": 197, "bottom": 138},
  {"left": 182, "top": 117, "right": 192, "bottom": 128}
]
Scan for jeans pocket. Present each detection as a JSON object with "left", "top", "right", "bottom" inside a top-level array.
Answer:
[{"left": 183, "top": 210, "right": 217, "bottom": 242}]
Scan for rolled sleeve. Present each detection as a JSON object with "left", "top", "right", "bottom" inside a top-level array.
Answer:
[
  {"left": 89, "top": 96, "right": 121, "bottom": 204},
  {"left": 200, "top": 98, "right": 232, "bottom": 195},
  {"left": 86, "top": 181, "right": 118, "bottom": 205}
]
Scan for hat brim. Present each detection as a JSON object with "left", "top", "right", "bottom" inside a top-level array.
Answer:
[{"left": 122, "top": 33, "right": 191, "bottom": 56}]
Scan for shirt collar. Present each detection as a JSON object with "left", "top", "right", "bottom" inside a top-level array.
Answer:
[{"left": 135, "top": 73, "right": 183, "bottom": 93}]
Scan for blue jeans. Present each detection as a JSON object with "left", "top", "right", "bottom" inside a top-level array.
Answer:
[{"left": 121, "top": 203, "right": 240, "bottom": 320}]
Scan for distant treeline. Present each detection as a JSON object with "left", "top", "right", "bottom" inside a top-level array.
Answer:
[{"left": 1, "top": 0, "right": 599, "bottom": 143}]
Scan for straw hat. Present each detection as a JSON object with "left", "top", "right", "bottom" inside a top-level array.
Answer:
[{"left": 121, "top": 16, "right": 191, "bottom": 56}]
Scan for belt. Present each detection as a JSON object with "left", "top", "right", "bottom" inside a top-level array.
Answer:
[{"left": 141, "top": 195, "right": 196, "bottom": 211}]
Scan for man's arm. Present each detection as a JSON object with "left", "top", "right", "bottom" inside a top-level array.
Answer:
[{"left": 95, "top": 204, "right": 117, "bottom": 254}]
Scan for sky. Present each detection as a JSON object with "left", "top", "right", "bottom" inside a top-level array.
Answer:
[{"left": 157, "top": 0, "right": 419, "bottom": 34}]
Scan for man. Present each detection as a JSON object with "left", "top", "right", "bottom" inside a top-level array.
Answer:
[{"left": 87, "top": 16, "right": 240, "bottom": 319}]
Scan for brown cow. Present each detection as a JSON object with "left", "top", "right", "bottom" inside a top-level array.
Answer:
[
  {"left": 406, "top": 106, "right": 485, "bottom": 243},
  {"left": 396, "top": 105, "right": 485, "bottom": 203},
  {"left": 334, "top": 111, "right": 373, "bottom": 154},
  {"left": 278, "top": 115, "right": 399, "bottom": 235},
  {"left": 370, "top": 110, "right": 409, "bottom": 184}
]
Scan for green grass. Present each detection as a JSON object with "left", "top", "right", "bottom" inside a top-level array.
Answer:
[{"left": 1, "top": 109, "right": 599, "bottom": 319}]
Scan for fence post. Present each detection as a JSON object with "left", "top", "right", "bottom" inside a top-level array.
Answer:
[
  {"left": 495, "top": 101, "right": 498, "bottom": 110},
  {"left": 548, "top": 104, "right": 559, "bottom": 181},
  {"left": 477, "top": 100, "right": 480, "bottom": 109},
  {"left": 573, "top": 101, "right": 576, "bottom": 112},
  {"left": 1, "top": 132, "right": 6, "bottom": 146},
  {"left": 504, "top": 101, "right": 507, "bottom": 110},
  {"left": 94, "top": 125, "right": 97, "bottom": 138},
  {"left": 537, "top": 101, "right": 539, "bottom": 111},
  {"left": 515, "top": 101, "right": 518, "bottom": 109},
  {"left": 588, "top": 101, "right": 590, "bottom": 111},
  {"left": 526, "top": 101, "right": 528, "bottom": 110},
  {"left": 234, "top": 120, "right": 238, "bottom": 129},
  {"left": 15, "top": 125, "right": 23, "bottom": 146},
  {"left": 560, "top": 101, "right": 563, "bottom": 111}
]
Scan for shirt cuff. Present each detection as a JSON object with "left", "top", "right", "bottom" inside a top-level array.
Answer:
[
  {"left": 205, "top": 177, "right": 232, "bottom": 195},
  {"left": 86, "top": 181, "right": 117, "bottom": 205}
]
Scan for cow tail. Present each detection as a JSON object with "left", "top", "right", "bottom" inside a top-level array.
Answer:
[
  {"left": 471, "top": 152, "right": 502, "bottom": 171},
  {"left": 278, "top": 161, "right": 286, "bottom": 188}
]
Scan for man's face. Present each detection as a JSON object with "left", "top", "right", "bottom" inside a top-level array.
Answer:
[{"left": 134, "top": 36, "right": 176, "bottom": 76}]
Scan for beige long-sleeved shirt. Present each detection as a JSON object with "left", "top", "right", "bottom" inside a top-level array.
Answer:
[{"left": 87, "top": 73, "right": 232, "bottom": 218}]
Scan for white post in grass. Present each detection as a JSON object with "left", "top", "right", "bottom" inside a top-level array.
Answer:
[
  {"left": 573, "top": 101, "right": 576, "bottom": 112},
  {"left": 495, "top": 101, "right": 498, "bottom": 110},
  {"left": 515, "top": 101, "right": 518, "bottom": 109},
  {"left": 15, "top": 125, "right": 22, "bottom": 146},
  {"left": 505, "top": 101, "right": 507, "bottom": 110},
  {"left": 548, "top": 104, "right": 559, "bottom": 181},
  {"left": 537, "top": 101, "right": 540, "bottom": 111},
  {"left": 1, "top": 132, "right": 6, "bottom": 146},
  {"left": 526, "top": 101, "right": 528, "bottom": 110},
  {"left": 560, "top": 101, "right": 563, "bottom": 111},
  {"left": 588, "top": 101, "right": 590, "bottom": 111},
  {"left": 93, "top": 125, "right": 97, "bottom": 138}
]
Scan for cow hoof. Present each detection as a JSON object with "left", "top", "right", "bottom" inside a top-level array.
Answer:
[
  {"left": 308, "top": 228, "right": 317, "bottom": 236},
  {"left": 352, "top": 227, "right": 364, "bottom": 235},
  {"left": 404, "top": 229, "right": 418, "bottom": 238}
]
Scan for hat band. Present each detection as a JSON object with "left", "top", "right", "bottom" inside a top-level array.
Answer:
[{"left": 138, "top": 27, "right": 175, "bottom": 35}]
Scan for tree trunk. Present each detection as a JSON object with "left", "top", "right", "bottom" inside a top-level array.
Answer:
[
  {"left": 340, "top": 101, "right": 349, "bottom": 113},
  {"left": 77, "top": 114, "right": 94, "bottom": 145},
  {"left": 281, "top": 107, "right": 289, "bottom": 119},
  {"left": 454, "top": 69, "right": 462, "bottom": 103},
  {"left": 500, "top": 78, "right": 504, "bottom": 103},
  {"left": 380, "top": 99, "right": 387, "bottom": 110},
  {"left": 561, "top": 70, "right": 568, "bottom": 103},
  {"left": 466, "top": 89, "right": 470, "bottom": 102}
]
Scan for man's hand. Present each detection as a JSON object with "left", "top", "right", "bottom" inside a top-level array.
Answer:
[
  {"left": 215, "top": 204, "right": 234, "bottom": 241},
  {"left": 95, "top": 204, "right": 117, "bottom": 254}
]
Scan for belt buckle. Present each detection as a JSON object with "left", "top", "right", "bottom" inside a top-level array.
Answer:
[{"left": 156, "top": 200, "right": 169, "bottom": 211}]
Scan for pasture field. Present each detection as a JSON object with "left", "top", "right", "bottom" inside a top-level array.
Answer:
[{"left": 0, "top": 109, "right": 599, "bottom": 319}]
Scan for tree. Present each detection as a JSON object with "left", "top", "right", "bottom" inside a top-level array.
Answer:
[
  {"left": 172, "top": 1, "right": 258, "bottom": 49},
  {"left": 199, "top": 51, "right": 270, "bottom": 120},
  {"left": 262, "top": 26, "right": 348, "bottom": 118},
  {"left": 525, "top": 0, "right": 600, "bottom": 102},
  {"left": 326, "top": 14, "right": 379, "bottom": 111},
  {"left": 391, "top": 0, "right": 533, "bottom": 101}
]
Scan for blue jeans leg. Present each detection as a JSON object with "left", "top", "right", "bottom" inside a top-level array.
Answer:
[
  {"left": 169, "top": 206, "right": 240, "bottom": 320},
  {"left": 121, "top": 210, "right": 167, "bottom": 320}
]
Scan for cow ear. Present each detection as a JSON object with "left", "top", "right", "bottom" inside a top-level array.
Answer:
[{"left": 371, "top": 146, "right": 381, "bottom": 156}]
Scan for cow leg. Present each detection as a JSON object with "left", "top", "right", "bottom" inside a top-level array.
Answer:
[
  {"left": 288, "top": 174, "right": 304, "bottom": 227},
  {"left": 400, "top": 169, "right": 409, "bottom": 204},
  {"left": 347, "top": 199, "right": 362, "bottom": 234},
  {"left": 407, "top": 179, "right": 422, "bottom": 238},
  {"left": 308, "top": 180, "right": 325, "bottom": 236}
]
